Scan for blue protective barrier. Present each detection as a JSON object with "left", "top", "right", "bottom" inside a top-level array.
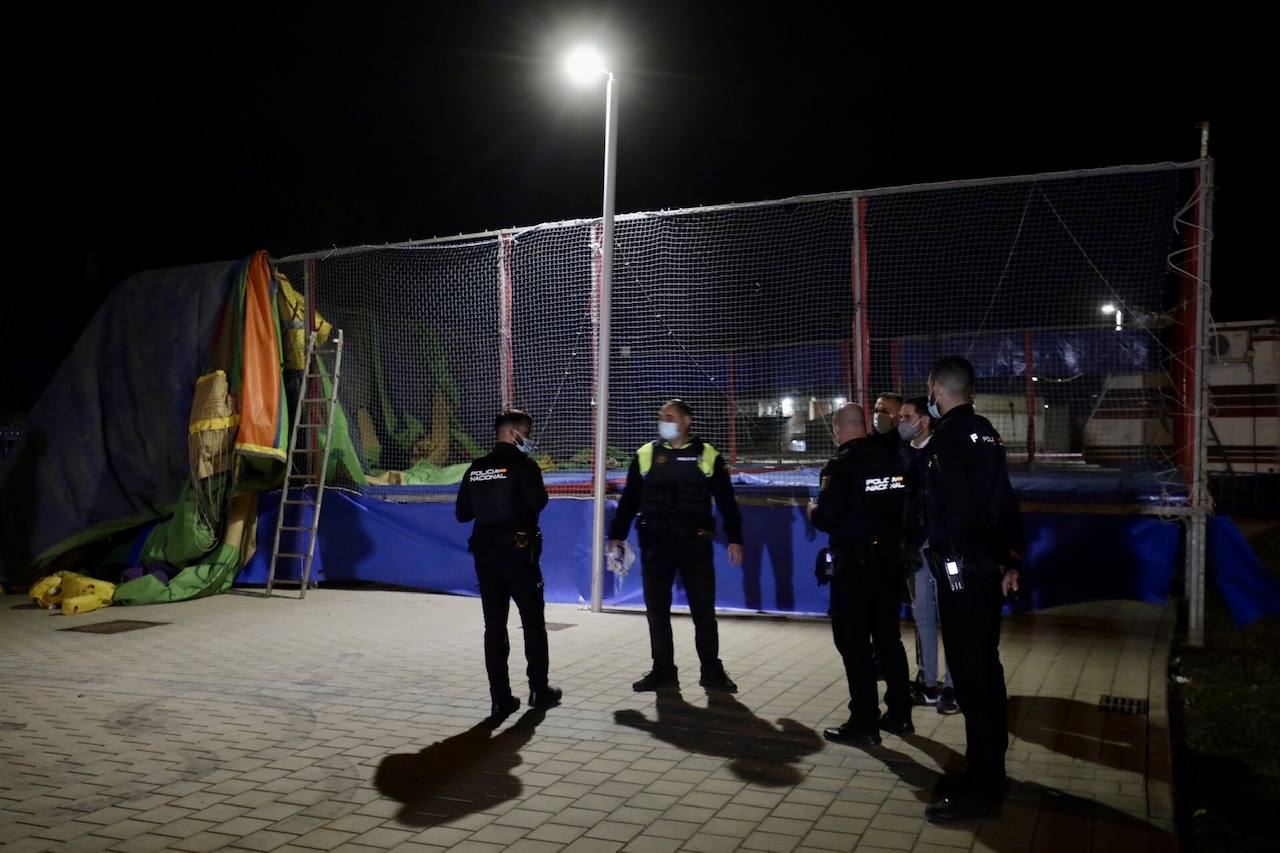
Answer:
[
  {"left": 239, "top": 489, "right": 1185, "bottom": 615},
  {"left": 1208, "top": 516, "right": 1280, "bottom": 627}
]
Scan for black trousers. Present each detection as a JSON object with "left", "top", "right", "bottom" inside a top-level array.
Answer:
[
  {"left": 934, "top": 562, "right": 1008, "bottom": 798},
  {"left": 829, "top": 551, "right": 912, "bottom": 731},
  {"left": 473, "top": 538, "right": 549, "bottom": 700},
  {"left": 640, "top": 532, "right": 719, "bottom": 673}
]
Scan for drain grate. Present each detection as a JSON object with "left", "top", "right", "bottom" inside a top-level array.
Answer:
[
  {"left": 0, "top": 721, "right": 27, "bottom": 731},
  {"left": 61, "top": 620, "right": 168, "bottom": 635},
  {"left": 1099, "top": 694, "right": 1149, "bottom": 715},
  {"left": 544, "top": 622, "right": 577, "bottom": 631}
]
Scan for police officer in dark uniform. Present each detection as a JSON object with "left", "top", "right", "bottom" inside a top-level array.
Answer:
[
  {"left": 871, "top": 392, "right": 904, "bottom": 450},
  {"left": 607, "top": 399, "right": 744, "bottom": 693},
  {"left": 456, "top": 410, "right": 562, "bottom": 721},
  {"left": 920, "top": 357, "right": 1023, "bottom": 822},
  {"left": 810, "top": 402, "right": 913, "bottom": 746}
]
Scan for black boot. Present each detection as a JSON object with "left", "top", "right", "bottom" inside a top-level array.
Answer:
[
  {"left": 925, "top": 791, "right": 1001, "bottom": 823},
  {"left": 822, "top": 721, "right": 881, "bottom": 747},
  {"left": 633, "top": 667, "right": 679, "bottom": 692},
  {"left": 489, "top": 694, "right": 520, "bottom": 721},
  {"left": 529, "top": 686, "right": 563, "bottom": 710},
  {"left": 698, "top": 662, "right": 738, "bottom": 693},
  {"left": 879, "top": 710, "right": 915, "bottom": 737}
]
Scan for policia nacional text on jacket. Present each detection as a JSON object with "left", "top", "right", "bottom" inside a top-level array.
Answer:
[{"left": 455, "top": 411, "right": 561, "bottom": 719}]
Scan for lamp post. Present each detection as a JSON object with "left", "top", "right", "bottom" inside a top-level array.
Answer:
[
  {"left": 565, "top": 46, "right": 617, "bottom": 614},
  {"left": 1101, "top": 302, "right": 1123, "bottom": 332}
]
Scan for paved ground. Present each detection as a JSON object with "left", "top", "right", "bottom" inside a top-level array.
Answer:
[{"left": 0, "top": 589, "right": 1175, "bottom": 852}]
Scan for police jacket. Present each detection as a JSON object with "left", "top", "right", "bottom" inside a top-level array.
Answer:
[
  {"left": 898, "top": 436, "right": 932, "bottom": 549},
  {"left": 608, "top": 438, "right": 743, "bottom": 544},
  {"left": 455, "top": 442, "right": 549, "bottom": 535},
  {"left": 811, "top": 436, "right": 906, "bottom": 551},
  {"left": 923, "top": 403, "right": 1023, "bottom": 566}
]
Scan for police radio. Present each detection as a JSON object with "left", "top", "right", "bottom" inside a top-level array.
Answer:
[{"left": 814, "top": 547, "right": 834, "bottom": 585}]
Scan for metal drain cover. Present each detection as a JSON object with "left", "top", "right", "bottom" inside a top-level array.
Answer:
[
  {"left": 61, "top": 620, "right": 168, "bottom": 635},
  {"left": 544, "top": 622, "right": 577, "bottom": 631},
  {"left": 1099, "top": 694, "right": 1149, "bottom": 715}
]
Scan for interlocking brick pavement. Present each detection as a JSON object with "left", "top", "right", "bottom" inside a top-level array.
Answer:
[{"left": 0, "top": 590, "right": 1175, "bottom": 851}]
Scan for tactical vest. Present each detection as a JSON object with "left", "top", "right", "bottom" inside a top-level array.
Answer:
[{"left": 637, "top": 439, "right": 719, "bottom": 528}]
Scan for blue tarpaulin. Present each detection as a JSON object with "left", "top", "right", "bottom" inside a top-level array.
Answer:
[
  {"left": 1208, "top": 516, "right": 1280, "bottom": 627},
  {"left": 239, "top": 489, "right": 1185, "bottom": 615},
  {"left": 0, "top": 263, "right": 236, "bottom": 583}
]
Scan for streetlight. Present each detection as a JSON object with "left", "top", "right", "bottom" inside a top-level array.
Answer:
[
  {"left": 1100, "top": 302, "right": 1123, "bottom": 332},
  {"left": 564, "top": 46, "right": 606, "bottom": 85},
  {"left": 565, "top": 45, "right": 618, "bottom": 614}
]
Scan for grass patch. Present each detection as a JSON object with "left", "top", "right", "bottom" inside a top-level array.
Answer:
[{"left": 1172, "top": 519, "right": 1280, "bottom": 852}]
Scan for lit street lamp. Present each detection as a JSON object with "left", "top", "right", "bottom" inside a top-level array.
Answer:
[
  {"left": 565, "top": 46, "right": 618, "bottom": 614},
  {"left": 1101, "top": 302, "right": 1123, "bottom": 332}
]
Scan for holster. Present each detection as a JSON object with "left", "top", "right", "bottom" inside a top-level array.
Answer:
[{"left": 514, "top": 530, "right": 543, "bottom": 565}]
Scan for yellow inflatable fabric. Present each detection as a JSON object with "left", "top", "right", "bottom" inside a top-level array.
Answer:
[{"left": 29, "top": 571, "right": 116, "bottom": 615}]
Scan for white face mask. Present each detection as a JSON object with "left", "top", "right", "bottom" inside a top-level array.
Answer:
[{"left": 658, "top": 421, "right": 681, "bottom": 442}]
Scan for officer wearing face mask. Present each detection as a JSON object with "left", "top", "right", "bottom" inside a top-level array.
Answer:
[
  {"left": 920, "top": 357, "right": 1024, "bottom": 823},
  {"left": 871, "top": 392, "right": 904, "bottom": 450},
  {"left": 809, "top": 402, "right": 913, "bottom": 747},
  {"left": 456, "top": 409, "right": 561, "bottom": 720},
  {"left": 608, "top": 399, "right": 744, "bottom": 693}
]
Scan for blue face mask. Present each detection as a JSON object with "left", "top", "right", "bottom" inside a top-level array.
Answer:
[
  {"left": 927, "top": 391, "right": 942, "bottom": 420},
  {"left": 514, "top": 433, "right": 536, "bottom": 455},
  {"left": 658, "top": 421, "right": 681, "bottom": 442}
]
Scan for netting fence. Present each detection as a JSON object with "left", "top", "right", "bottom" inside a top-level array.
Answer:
[{"left": 276, "top": 160, "right": 1207, "bottom": 496}]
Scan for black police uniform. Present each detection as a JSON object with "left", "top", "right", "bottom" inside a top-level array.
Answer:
[
  {"left": 811, "top": 435, "right": 912, "bottom": 736},
  {"left": 899, "top": 438, "right": 931, "bottom": 557},
  {"left": 609, "top": 438, "right": 743, "bottom": 684},
  {"left": 455, "top": 441, "right": 550, "bottom": 705},
  {"left": 923, "top": 403, "right": 1023, "bottom": 807}
]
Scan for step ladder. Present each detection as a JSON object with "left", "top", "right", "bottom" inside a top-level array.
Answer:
[{"left": 267, "top": 328, "right": 344, "bottom": 598}]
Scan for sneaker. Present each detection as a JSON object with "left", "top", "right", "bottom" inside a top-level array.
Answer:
[
  {"left": 529, "top": 686, "right": 563, "bottom": 710},
  {"left": 632, "top": 668, "right": 679, "bottom": 692},
  {"left": 937, "top": 687, "right": 960, "bottom": 715},
  {"left": 823, "top": 722, "right": 881, "bottom": 747},
  {"left": 699, "top": 667, "right": 738, "bottom": 693},
  {"left": 878, "top": 711, "right": 915, "bottom": 737},
  {"left": 489, "top": 694, "right": 520, "bottom": 721},
  {"left": 911, "top": 678, "right": 941, "bottom": 707}
]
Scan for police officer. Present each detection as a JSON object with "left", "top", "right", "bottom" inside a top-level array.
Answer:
[
  {"left": 607, "top": 399, "right": 744, "bottom": 693},
  {"left": 810, "top": 402, "right": 913, "bottom": 747},
  {"left": 871, "top": 392, "right": 904, "bottom": 449},
  {"left": 920, "top": 357, "right": 1023, "bottom": 822},
  {"left": 455, "top": 410, "right": 562, "bottom": 720}
]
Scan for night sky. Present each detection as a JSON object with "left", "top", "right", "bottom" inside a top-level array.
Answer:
[{"left": 4, "top": 5, "right": 1266, "bottom": 416}]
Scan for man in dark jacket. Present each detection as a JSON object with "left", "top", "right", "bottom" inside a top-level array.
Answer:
[
  {"left": 810, "top": 402, "right": 912, "bottom": 747},
  {"left": 456, "top": 410, "right": 561, "bottom": 720},
  {"left": 920, "top": 357, "right": 1024, "bottom": 822}
]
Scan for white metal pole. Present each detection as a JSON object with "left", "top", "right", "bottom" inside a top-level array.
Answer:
[
  {"left": 850, "top": 196, "right": 866, "bottom": 421},
  {"left": 1187, "top": 123, "right": 1213, "bottom": 647},
  {"left": 590, "top": 72, "right": 618, "bottom": 614}
]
